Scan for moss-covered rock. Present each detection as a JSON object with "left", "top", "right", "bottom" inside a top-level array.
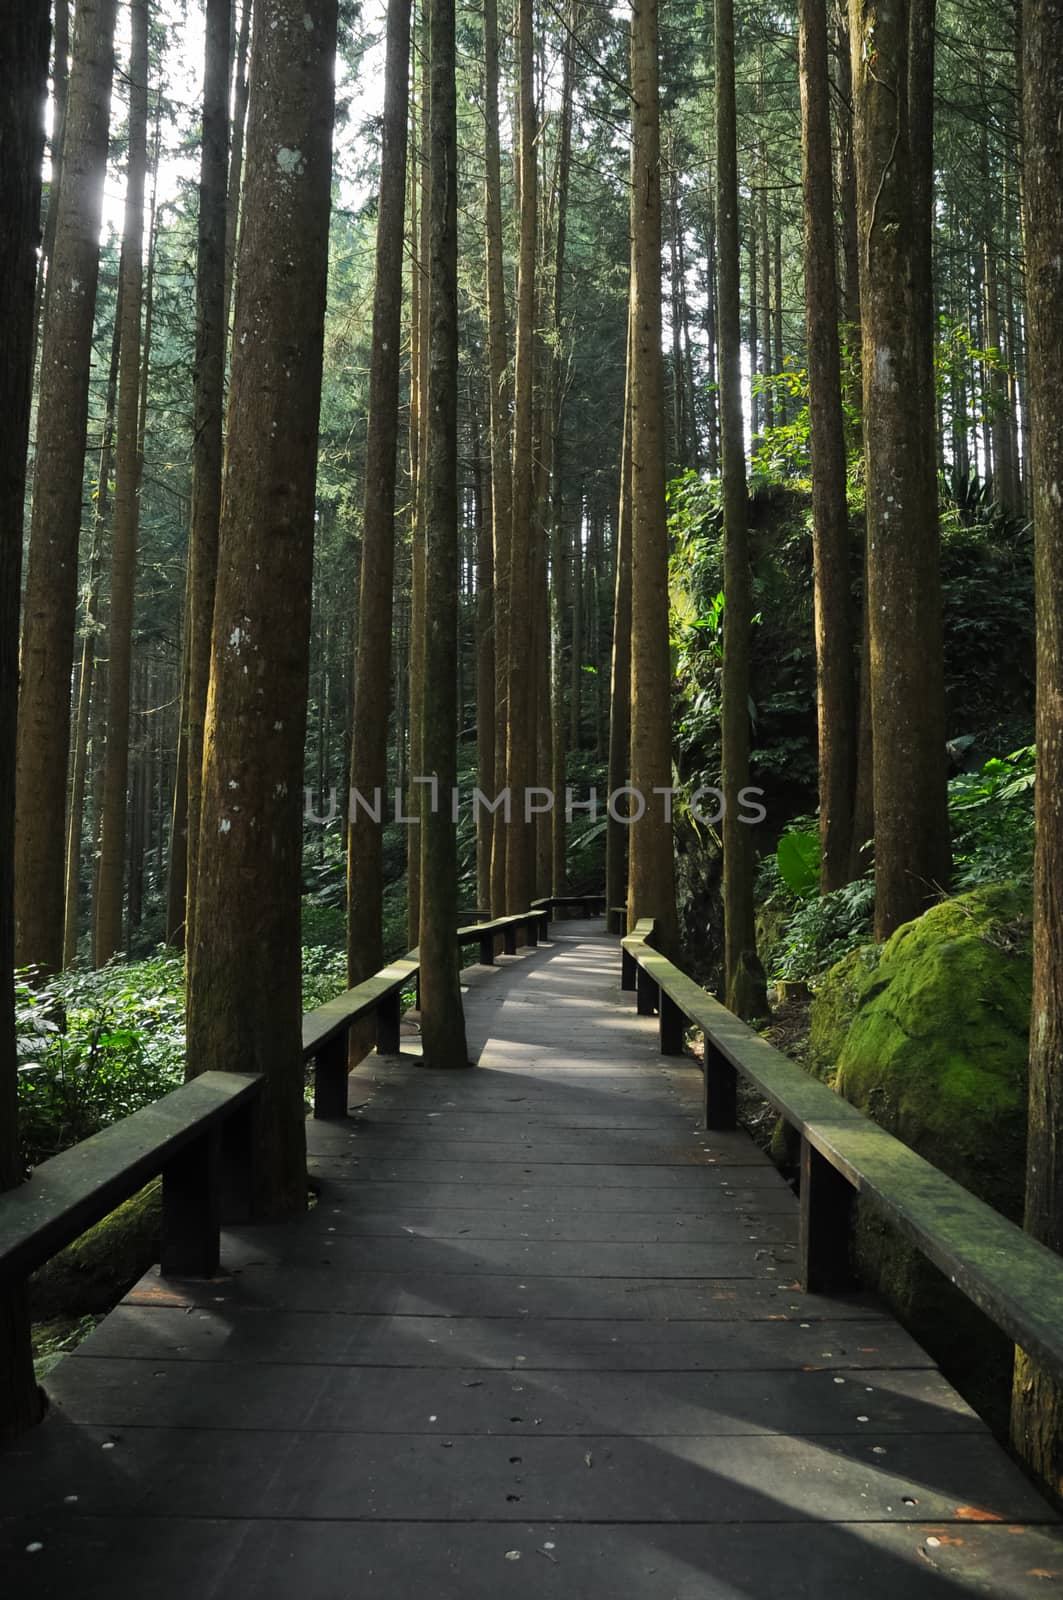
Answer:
[
  {"left": 806, "top": 883, "right": 1032, "bottom": 1435},
  {"left": 815, "top": 882, "right": 1031, "bottom": 1216},
  {"left": 807, "top": 943, "right": 881, "bottom": 1084},
  {"left": 29, "top": 1181, "right": 161, "bottom": 1323}
]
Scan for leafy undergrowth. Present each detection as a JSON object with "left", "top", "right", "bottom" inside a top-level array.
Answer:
[{"left": 15, "top": 924, "right": 356, "bottom": 1170}]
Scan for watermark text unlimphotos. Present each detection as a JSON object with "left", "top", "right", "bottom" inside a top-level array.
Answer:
[{"left": 304, "top": 781, "right": 766, "bottom": 828}]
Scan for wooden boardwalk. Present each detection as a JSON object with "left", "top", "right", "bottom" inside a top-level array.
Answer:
[{"left": 2, "top": 920, "right": 1061, "bottom": 1596}]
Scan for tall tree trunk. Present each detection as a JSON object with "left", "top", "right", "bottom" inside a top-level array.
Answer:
[
  {"left": 716, "top": 0, "right": 762, "bottom": 1013},
  {"left": 166, "top": 575, "right": 191, "bottom": 946},
  {"left": 14, "top": 0, "right": 117, "bottom": 973},
  {"left": 0, "top": 0, "right": 50, "bottom": 1439},
  {"left": 484, "top": 0, "right": 513, "bottom": 915},
  {"left": 549, "top": 0, "right": 576, "bottom": 894},
  {"left": 799, "top": 0, "right": 856, "bottom": 890},
  {"left": 832, "top": 0, "right": 861, "bottom": 430},
  {"left": 627, "top": 0, "right": 678, "bottom": 954},
  {"left": 606, "top": 303, "right": 634, "bottom": 922},
  {"left": 850, "top": 0, "right": 950, "bottom": 938},
  {"left": 703, "top": 179, "right": 720, "bottom": 473},
  {"left": 94, "top": 0, "right": 149, "bottom": 966},
  {"left": 186, "top": 0, "right": 338, "bottom": 1217},
  {"left": 64, "top": 287, "right": 124, "bottom": 965},
  {"left": 418, "top": 0, "right": 469, "bottom": 1066},
  {"left": 473, "top": 388, "right": 495, "bottom": 909},
  {"left": 347, "top": 0, "right": 411, "bottom": 984},
  {"left": 224, "top": 0, "right": 252, "bottom": 331},
  {"left": 34, "top": 0, "right": 70, "bottom": 360},
  {"left": 406, "top": 35, "right": 429, "bottom": 946},
  {"left": 1011, "top": 0, "right": 1063, "bottom": 1495},
  {"left": 184, "top": 0, "right": 232, "bottom": 962},
  {"left": 504, "top": 0, "right": 538, "bottom": 913}
]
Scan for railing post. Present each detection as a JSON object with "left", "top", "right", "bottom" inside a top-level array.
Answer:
[
  {"left": 527, "top": 915, "right": 539, "bottom": 947},
  {"left": 503, "top": 922, "right": 518, "bottom": 955},
  {"left": 162, "top": 1126, "right": 221, "bottom": 1277},
  {"left": 659, "top": 991, "right": 685, "bottom": 1055},
  {"left": 314, "top": 1031, "right": 349, "bottom": 1120},
  {"left": 636, "top": 965, "right": 656, "bottom": 1016},
  {"left": 377, "top": 989, "right": 401, "bottom": 1055},
  {"left": 703, "top": 1038, "right": 737, "bottom": 1131},
  {"left": 799, "top": 1135, "right": 856, "bottom": 1293},
  {"left": 0, "top": 1287, "right": 44, "bottom": 1437},
  {"left": 478, "top": 929, "right": 495, "bottom": 965},
  {"left": 621, "top": 945, "right": 636, "bottom": 990}
]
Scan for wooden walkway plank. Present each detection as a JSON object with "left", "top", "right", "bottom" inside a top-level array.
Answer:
[{"left": 1, "top": 921, "right": 1060, "bottom": 1597}]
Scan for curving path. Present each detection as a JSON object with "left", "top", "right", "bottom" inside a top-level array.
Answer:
[{"left": 1, "top": 919, "right": 1060, "bottom": 1595}]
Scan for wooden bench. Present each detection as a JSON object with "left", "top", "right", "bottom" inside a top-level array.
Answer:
[{"left": 622, "top": 916, "right": 1063, "bottom": 1386}]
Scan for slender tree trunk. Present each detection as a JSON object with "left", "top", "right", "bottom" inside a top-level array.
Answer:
[
  {"left": 627, "top": 0, "right": 678, "bottom": 954},
  {"left": 748, "top": 220, "right": 760, "bottom": 447},
  {"left": 0, "top": 0, "right": 50, "bottom": 1438},
  {"left": 570, "top": 515, "right": 583, "bottom": 746},
  {"left": 703, "top": 179, "right": 720, "bottom": 474},
  {"left": 606, "top": 303, "right": 634, "bottom": 921},
  {"left": 850, "top": 0, "right": 950, "bottom": 937},
  {"left": 184, "top": 0, "right": 232, "bottom": 962},
  {"left": 800, "top": 0, "right": 856, "bottom": 890},
  {"left": 64, "top": 288, "right": 124, "bottom": 966},
  {"left": 166, "top": 575, "right": 191, "bottom": 946},
  {"left": 34, "top": 0, "right": 70, "bottom": 361},
  {"left": 186, "top": 0, "right": 338, "bottom": 1217},
  {"left": 716, "top": 0, "right": 762, "bottom": 1013},
  {"left": 94, "top": 0, "right": 149, "bottom": 966},
  {"left": 224, "top": 0, "right": 252, "bottom": 332},
  {"left": 1011, "top": 0, "right": 1063, "bottom": 1495},
  {"left": 473, "top": 389, "right": 495, "bottom": 909},
  {"left": 484, "top": 0, "right": 512, "bottom": 916},
  {"left": 504, "top": 0, "right": 538, "bottom": 913},
  {"left": 14, "top": 0, "right": 117, "bottom": 973},
  {"left": 833, "top": 0, "right": 861, "bottom": 430},
  {"left": 549, "top": 0, "right": 576, "bottom": 894},
  {"left": 418, "top": 0, "right": 469, "bottom": 1066},
  {"left": 347, "top": 0, "right": 411, "bottom": 984},
  {"left": 407, "top": 35, "right": 429, "bottom": 946}
]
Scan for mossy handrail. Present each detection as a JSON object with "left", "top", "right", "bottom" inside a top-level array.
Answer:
[{"left": 621, "top": 915, "right": 1063, "bottom": 1386}]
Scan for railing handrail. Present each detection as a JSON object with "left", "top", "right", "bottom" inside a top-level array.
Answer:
[
  {"left": 621, "top": 915, "right": 1063, "bottom": 1385},
  {"left": 0, "top": 1070, "right": 262, "bottom": 1293}
]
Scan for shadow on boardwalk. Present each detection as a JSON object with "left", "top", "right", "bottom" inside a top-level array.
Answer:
[{"left": 1, "top": 922, "right": 1060, "bottom": 1596}]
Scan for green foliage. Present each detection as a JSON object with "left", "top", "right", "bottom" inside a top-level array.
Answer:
[
  {"left": 769, "top": 879, "right": 877, "bottom": 983},
  {"left": 948, "top": 745, "right": 1035, "bottom": 888},
  {"left": 15, "top": 956, "right": 186, "bottom": 1168},
  {"left": 775, "top": 829, "right": 820, "bottom": 897}
]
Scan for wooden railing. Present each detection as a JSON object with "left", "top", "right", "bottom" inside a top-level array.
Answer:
[
  {"left": 301, "top": 906, "right": 549, "bottom": 1118},
  {"left": 531, "top": 892, "right": 606, "bottom": 920},
  {"left": 0, "top": 902, "right": 554, "bottom": 1431},
  {"left": 621, "top": 916, "right": 1063, "bottom": 1386}
]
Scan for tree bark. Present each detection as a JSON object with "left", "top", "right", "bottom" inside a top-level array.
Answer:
[
  {"left": 14, "top": 0, "right": 117, "bottom": 973},
  {"left": 64, "top": 285, "right": 123, "bottom": 966},
  {"left": 716, "top": 0, "right": 762, "bottom": 1013},
  {"left": 34, "top": 0, "right": 70, "bottom": 360},
  {"left": 418, "top": 0, "right": 469, "bottom": 1066},
  {"left": 224, "top": 0, "right": 252, "bottom": 333},
  {"left": 186, "top": 0, "right": 338, "bottom": 1217},
  {"left": 606, "top": 302, "right": 634, "bottom": 922},
  {"left": 1010, "top": 0, "right": 1063, "bottom": 1495},
  {"left": 627, "top": 0, "right": 678, "bottom": 955},
  {"left": 472, "top": 388, "right": 495, "bottom": 910},
  {"left": 346, "top": 0, "right": 411, "bottom": 984},
  {"left": 849, "top": 0, "right": 951, "bottom": 937},
  {"left": 0, "top": 0, "right": 50, "bottom": 1438},
  {"left": 799, "top": 0, "right": 856, "bottom": 890},
  {"left": 184, "top": 0, "right": 232, "bottom": 963},
  {"left": 95, "top": 0, "right": 150, "bottom": 965},
  {"left": 504, "top": 0, "right": 538, "bottom": 913}
]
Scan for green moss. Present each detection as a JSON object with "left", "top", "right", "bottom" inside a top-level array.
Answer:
[
  {"left": 29, "top": 1181, "right": 161, "bottom": 1323},
  {"left": 806, "top": 884, "right": 1033, "bottom": 1436},
  {"left": 807, "top": 944, "right": 880, "bottom": 1084},
  {"left": 827, "top": 883, "right": 1031, "bottom": 1217}
]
